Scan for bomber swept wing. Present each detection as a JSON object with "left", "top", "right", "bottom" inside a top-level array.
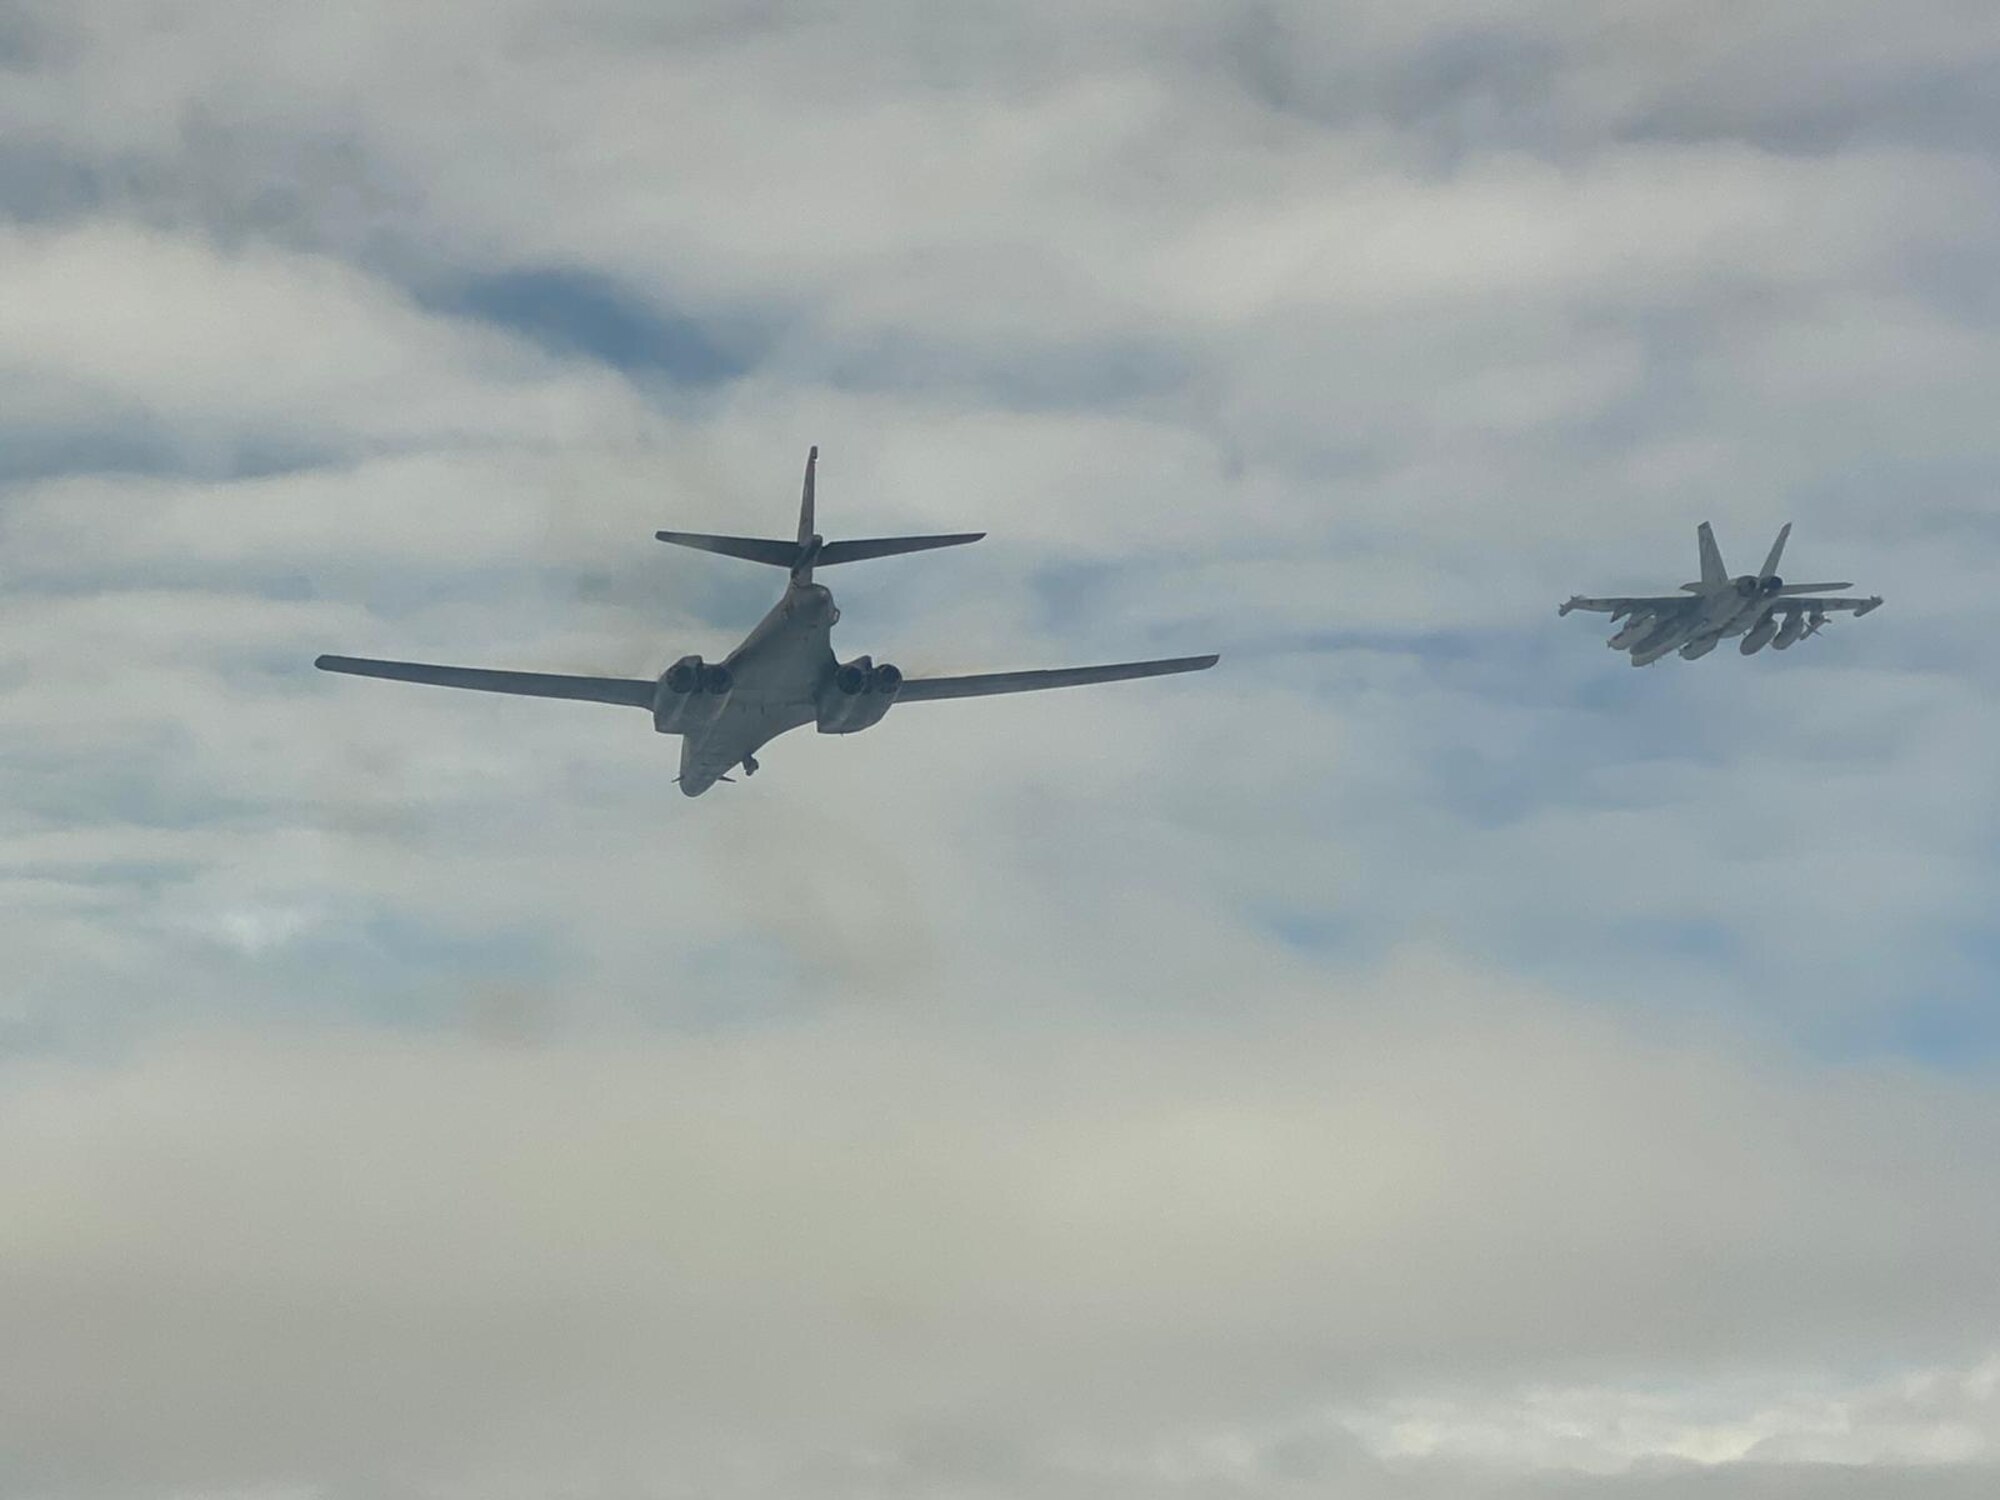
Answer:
[
  {"left": 313, "top": 652, "right": 1220, "bottom": 716},
  {"left": 898, "top": 656, "right": 1220, "bottom": 701},
  {"left": 314, "top": 656, "right": 657, "bottom": 707}
]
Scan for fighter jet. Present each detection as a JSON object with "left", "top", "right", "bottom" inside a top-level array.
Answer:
[
  {"left": 1559, "top": 522, "right": 1882, "bottom": 666},
  {"left": 316, "top": 448, "right": 1218, "bottom": 795}
]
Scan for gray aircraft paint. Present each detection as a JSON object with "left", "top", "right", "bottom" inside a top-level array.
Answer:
[
  {"left": 1560, "top": 522, "right": 1882, "bottom": 667},
  {"left": 1608, "top": 613, "right": 1660, "bottom": 651},
  {"left": 317, "top": 448, "right": 1218, "bottom": 796}
]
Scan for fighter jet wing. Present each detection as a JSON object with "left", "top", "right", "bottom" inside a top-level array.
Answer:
[
  {"left": 1559, "top": 595, "right": 1691, "bottom": 617},
  {"left": 1773, "top": 596, "right": 1884, "bottom": 614},
  {"left": 896, "top": 654, "right": 1219, "bottom": 702},
  {"left": 315, "top": 655, "right": 657, "bottom": 707}
]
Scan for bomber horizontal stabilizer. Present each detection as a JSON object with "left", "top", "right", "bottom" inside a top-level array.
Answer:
[
  {"left": 815, "top": 533, "right": 985, "bottom": 565},
  {"left": 656, "top": 530, "right": 983, "bottom": 569},
  {"left": 657, "top": 447, "right": 984, "bottom": 581},
  {"left": 651, "top": 532, "right": 800, "bottom": 568}
]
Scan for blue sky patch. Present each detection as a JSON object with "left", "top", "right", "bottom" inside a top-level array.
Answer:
[{"left": 423, "top": 266, "right": 756, "bottom": 384}]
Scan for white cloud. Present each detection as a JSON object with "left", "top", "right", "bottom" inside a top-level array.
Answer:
[
  {"left": 4, "top": 968, "right": 1999, "bottom": 1496},
  {"left": 0, "top": 223, "right": 658, "bottom": 473},
  {"left": 1341, "top": 1359, "right": 2000, "bottom": 1473}
]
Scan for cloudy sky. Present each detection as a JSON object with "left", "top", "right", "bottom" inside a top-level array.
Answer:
[{"left": 4, "top": 2, "right": 2000, "bottom": 1496}]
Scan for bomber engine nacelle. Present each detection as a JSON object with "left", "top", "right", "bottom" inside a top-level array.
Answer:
[
  {"left": 817, "top": 655, "right": 902, "bottom": 734},
  {"left": 653, "top": 654, "right": 734, "bottom": 733},
  {"left": 1740, "top": 612, "right": 1782, "bottom": 654}
]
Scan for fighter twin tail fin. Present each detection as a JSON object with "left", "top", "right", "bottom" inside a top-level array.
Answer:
[
  {"left": 655, "top": 446, "right": 984, "bottom": 583},
  {"left": 1684, "top": 521, "right": 1803, "bottom": 594},
  {"left": 1697, "top": 521, "right": 1728, "bottom": 590}
]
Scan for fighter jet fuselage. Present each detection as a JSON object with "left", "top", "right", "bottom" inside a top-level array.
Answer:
[{"left": 1560, "top": 523, "right": 1882, "bottom": 666}]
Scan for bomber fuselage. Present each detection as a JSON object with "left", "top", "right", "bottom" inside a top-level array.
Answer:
[{"left": 671, "top": 581, "right": 842, "bottom": 795}]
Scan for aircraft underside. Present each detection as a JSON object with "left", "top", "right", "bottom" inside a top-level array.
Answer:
[{"left": 667, "top": 587, "right": 839, "bottom": 794}]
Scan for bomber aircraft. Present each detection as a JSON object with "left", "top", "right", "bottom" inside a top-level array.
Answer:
[
  {"left": 1559, "top": 522, "right": 1882, "bottom": 666},
  {"left": 317, "top": 448, "right": 1218, "bottom": 795}
]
